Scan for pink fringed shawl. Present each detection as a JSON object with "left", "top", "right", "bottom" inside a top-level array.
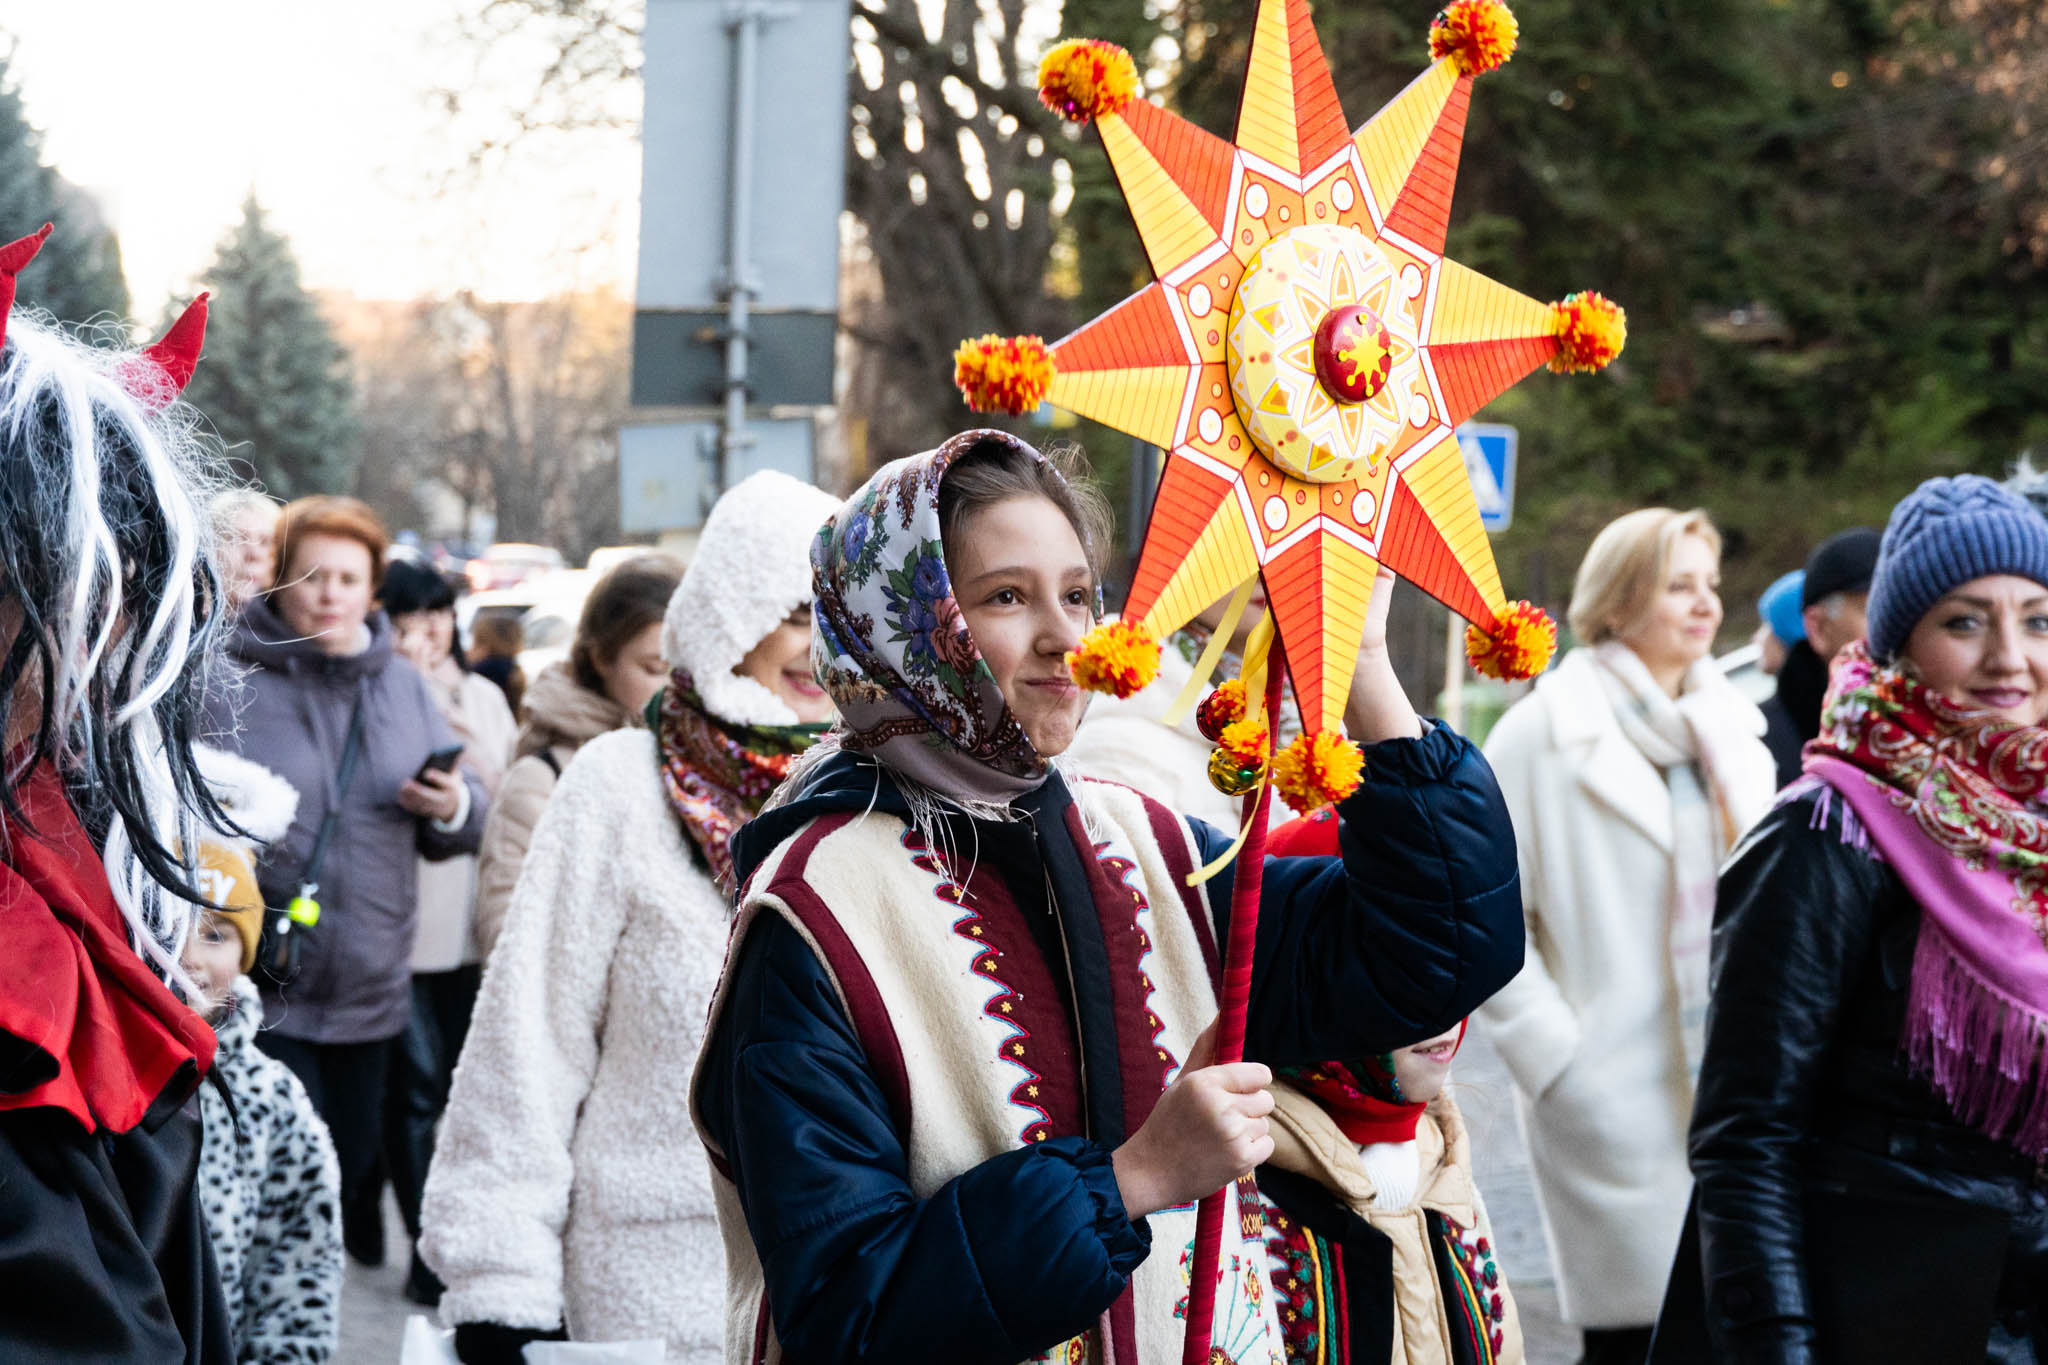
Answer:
[{"left": 1802, "top": 643, "right": 2048, "bottom": 1158}]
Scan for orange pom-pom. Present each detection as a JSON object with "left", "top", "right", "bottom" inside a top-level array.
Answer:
[
  {"left": 1067, "top": 619, "right": 1161, "bottom": 699},
  {"left": 1466, "top": 600, "right": 1557, "bottom": 680},
  {"left": 1195, "top": 678, "right": 1248, "bottom": 741},
  {"left": 1429, "top": 0, "right": 1519, "bottom": 77},
  {"left": 1272, "top": 730, "right": 1365, "bottom": 814},
  {"left": 954, "top": 334, "right": 1056, "bottom": 414},
  {"left": 1216, "top": 715, "right": 1271, "bottom": 769},
  {"left": 1548, "top": 291, "right": 1627, "bottom": 374},
  {"left": 1037, "top": 39, "right": 1140, "bottom": 122}
]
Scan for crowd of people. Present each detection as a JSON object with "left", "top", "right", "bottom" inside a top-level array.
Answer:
[{"left": 4, "top": 217, "right": 2046, "bottom": 1365}]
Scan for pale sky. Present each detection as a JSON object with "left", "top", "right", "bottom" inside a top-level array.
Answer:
[{"left": 0, "top": 0, "right": 642, "bottom": 316}]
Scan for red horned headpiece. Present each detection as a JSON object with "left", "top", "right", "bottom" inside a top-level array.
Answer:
[{"left": 0, "top": 223, "right": 209, "bottom": 410}]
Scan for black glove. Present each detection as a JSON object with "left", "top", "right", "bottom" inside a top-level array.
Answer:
[{"left": 453, "top": 1321, "right": 568, "bottom": 1365}]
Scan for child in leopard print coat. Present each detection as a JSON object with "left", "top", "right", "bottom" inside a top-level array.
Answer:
[{"left": 182, "top": 747, "right": 344, "bottom": 1363}]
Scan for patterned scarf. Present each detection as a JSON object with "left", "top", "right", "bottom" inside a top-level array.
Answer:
[
  {"left": 652, "top": 671, "right": 824, "bottom": 895},
  {"left": 809, "top": 429, "right": 1091, "bottom": 810},
  {"left": 1803, "top": 642, "right": 2048, "bottom": 1157}
]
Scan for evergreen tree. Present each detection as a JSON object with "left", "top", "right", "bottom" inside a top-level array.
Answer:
[
  {"left": 180, "top": 196, "right": 360, "bottom": 498},
  {"left": 0, "top": 52, "right": 128, "bottom": 323}
]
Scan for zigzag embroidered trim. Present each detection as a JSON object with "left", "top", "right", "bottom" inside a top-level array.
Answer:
[
  {"left": 904, "top": 828, "right": 1055, "bottom": 1145},
  {"left": 1095, "top": 839, "right": 1182, "bottom": 1091}
]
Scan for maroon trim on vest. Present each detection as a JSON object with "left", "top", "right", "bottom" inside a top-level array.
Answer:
[
  {"left": 905, "top": 828, "right": 1085, "bottom": 1144},
  {"left": 765, "top": 813, "right": 913, "bottom": 1136},
  {"left": 1108, "top": 1292, "right": 1139, "bottom": 1365},
  {"left": 1066, "top": 806, "right": 1182, "bottom": 1139},
  {"left": 750, "top": 1293, "right": 771, "bottom": 1365},
  {"left": 1139, "top": 789, "right": 1223, "bottom": 989}
]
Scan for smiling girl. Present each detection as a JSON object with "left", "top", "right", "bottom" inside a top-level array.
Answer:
[{"left": 689, "top": 429, "right": 1526, "bottom": 1365}]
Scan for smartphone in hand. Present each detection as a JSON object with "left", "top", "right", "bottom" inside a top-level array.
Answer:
[{"left": 413, "top": 743, "right": 465, "bottom": 784}]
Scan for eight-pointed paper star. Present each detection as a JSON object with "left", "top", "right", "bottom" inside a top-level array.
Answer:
[{"left": 958, "top": 0, "right": 1622, "bottom": 743}]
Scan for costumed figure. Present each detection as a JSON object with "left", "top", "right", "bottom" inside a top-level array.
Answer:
[
  {"left": 472, "top": 553, "right": 683, "bottom": 957},
  {"left": 1653, "top": 475, "right": 2048, "bottom": 1363},
  {"left": 690, "top": 429, "right": 1524, "bottom": 1365},
  {"left": 0, "top": 224, "right": 238, "bottom": 1362},
  {"left": 421, "top": 472, "right": 839, "bottom": 1365},
  {"left": 947, "top": 1, "right": 1619, "bottom": 1358},
  {"left": 181, "top": 746, "right": 343, "bottom": 1363},
  {"left": 1476, "top": 508, "right": 1775, "bottom": 1362}
]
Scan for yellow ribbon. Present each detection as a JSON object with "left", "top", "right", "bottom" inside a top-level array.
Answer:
[{"left": 1160, "top": 576, "right": 1259, "bottom": 729}]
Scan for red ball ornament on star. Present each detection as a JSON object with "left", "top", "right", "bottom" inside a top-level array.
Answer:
[{"left": 1312, "top": 303, "right": 1393, "bottom": 404}]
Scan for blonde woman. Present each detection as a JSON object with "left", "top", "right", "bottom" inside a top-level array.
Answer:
[{"left": 1474, "top": 508, "right": 1775, "bottom": 1365}]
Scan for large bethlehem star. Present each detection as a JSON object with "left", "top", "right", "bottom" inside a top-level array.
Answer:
[{"left": 960, "top": 0, "right": 1621, "bottom": 742}]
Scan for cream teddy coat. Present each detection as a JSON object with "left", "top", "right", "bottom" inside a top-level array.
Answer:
[
  {"left": 420, "top": 727, "right": 727, "bottom": 1360},
  {"left": 1473, "top": 646, "right": 1774, "bottom": 1327}
]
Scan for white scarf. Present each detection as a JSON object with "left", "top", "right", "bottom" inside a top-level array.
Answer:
[{"left": 1592, "top": 640, "right": 1743, "bottom": 1081}]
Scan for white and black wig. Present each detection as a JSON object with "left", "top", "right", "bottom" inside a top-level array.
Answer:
[{"left": 0, "top": 306, "right": 229, "bottom": 984}]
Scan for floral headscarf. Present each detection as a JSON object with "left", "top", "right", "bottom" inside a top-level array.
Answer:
[{"left": 810, "top": 429, "right": 1089, "bottom": 809}]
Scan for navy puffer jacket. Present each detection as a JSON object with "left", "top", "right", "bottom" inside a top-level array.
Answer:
[{"left": 696, "top": 720, "right": 1523, "bottom": 1365}]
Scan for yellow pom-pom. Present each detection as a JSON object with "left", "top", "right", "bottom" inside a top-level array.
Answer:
[
  {"left": 1429, "top": 0, "right": 1519, "bottom": 77},
  {"left": 1216, "top": 715, "right": 1271, "bottom": 769},
  {"left": 1195, "top": 678, "right": 1248, "bottom": 741},
  {"left": 1548, "top": 291, "right": 1627, "bottom": 374},
  {"left": 1038, "top": 39, "right": 1140, "bottom": 123},
  {"left": 1067, "top": 619, "right": 1161, "bottom": 699},
  {"left": 1466, "top": 600, "right": 1557, "bottom": 680},
  {"left": 1272, "top": 730, "right": 1365, "bottom": 814},
  {"left": 954, "top": 334, "right": 1056, "bottom": 415}
]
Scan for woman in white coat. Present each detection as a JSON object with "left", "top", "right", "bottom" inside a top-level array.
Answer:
[
  {"left": 1474, "top": 508, "right": 1774, "bottom": 1365},
  {"left": 419, "top": 470, "right": 840, "bottom": 1365}
]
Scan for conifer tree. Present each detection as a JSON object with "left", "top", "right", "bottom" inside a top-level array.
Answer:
[
  {"left": 0, "top": 53, "right": 128, "bottom": 323},
  {"left": 180, "top": 196, "right": 360, "bottom": 498}
]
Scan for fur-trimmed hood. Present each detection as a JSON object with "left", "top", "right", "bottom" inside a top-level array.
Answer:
[
  {"left": 193, "top": 743, "right": 300, "bottom": 850},
  {"left": 661, "top": 469, "right": 839, "bottom": 729}
]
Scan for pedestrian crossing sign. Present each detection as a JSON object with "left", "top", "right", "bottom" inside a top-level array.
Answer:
[{"left": 1457, "top": 423, "right": 1517, "bottom": 533}]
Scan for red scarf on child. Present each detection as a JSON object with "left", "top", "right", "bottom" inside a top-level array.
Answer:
[{"left": 0, "top": 763, "right": 214, "bottom": 1133}]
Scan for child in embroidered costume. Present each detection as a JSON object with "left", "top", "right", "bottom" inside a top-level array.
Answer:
[
  {"left": 1652, "top": 474, "right": 2048, "bottom": 1362},
  {"left": 421, "top": 470, "right": 839, "bottom": 1365},
  {"left": 179, "top": 746, "right": 343, "bottom": 1363},
  {"left": 0, "top": 225, "right": 240, "bottom": 1361},
  {"left": 690, "top": 430, "right": 1526, "bottom": 1365},
  {"left": 1257, "top": 812, "right": 1522, "bottom": 1365}
]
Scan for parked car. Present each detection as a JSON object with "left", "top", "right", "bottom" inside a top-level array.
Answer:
[
  {"left": 456, "top": 569, "right": 594, "bottom": 680},
  {"left": 464, "top": 542, "right": 565, "bottom": 592},
  {"left": 1718, "top": 639, "right": 1774, "bottom": 704}
]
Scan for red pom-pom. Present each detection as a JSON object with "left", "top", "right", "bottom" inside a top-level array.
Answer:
[
  {"left": 1195, "top": 678, "right": 1248, "bottom": 741},
  {"left": 1067, "top": 619, "right": 1161, "bottom": 698},
  {"left": 1465, "top": 601, "right": 1557, "bottom": 680},
  {"left": 1272, "top": 730, "right": 1365, "bottom": 813}
]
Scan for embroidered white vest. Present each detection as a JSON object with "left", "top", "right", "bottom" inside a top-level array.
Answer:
[{"left": 693, "top": 778, "right": 1285, "bottom": 1365}]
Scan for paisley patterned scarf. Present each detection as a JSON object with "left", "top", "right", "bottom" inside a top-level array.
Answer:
[
  {"left": 808, "top": 429, "right": 1090, "bottom": 810},
  {"left": 652, "top": 671, "right": 824, "bottom": 895},
  {"left": 1803, "top": 642, "right": 2048, "bottom": 1157}
]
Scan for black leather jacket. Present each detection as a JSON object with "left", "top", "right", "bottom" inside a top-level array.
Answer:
[{"left": 1674, "top": 789, "right": 2048, "bottom": 1363}]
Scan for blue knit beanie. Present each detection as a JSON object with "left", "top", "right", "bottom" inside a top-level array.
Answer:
[
  {"left": 1865, "top": 474, "right": 2048, "bottom": 661},
  {"left": 1757, "top": 570, "right": 1806, "bottom": 646}
]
